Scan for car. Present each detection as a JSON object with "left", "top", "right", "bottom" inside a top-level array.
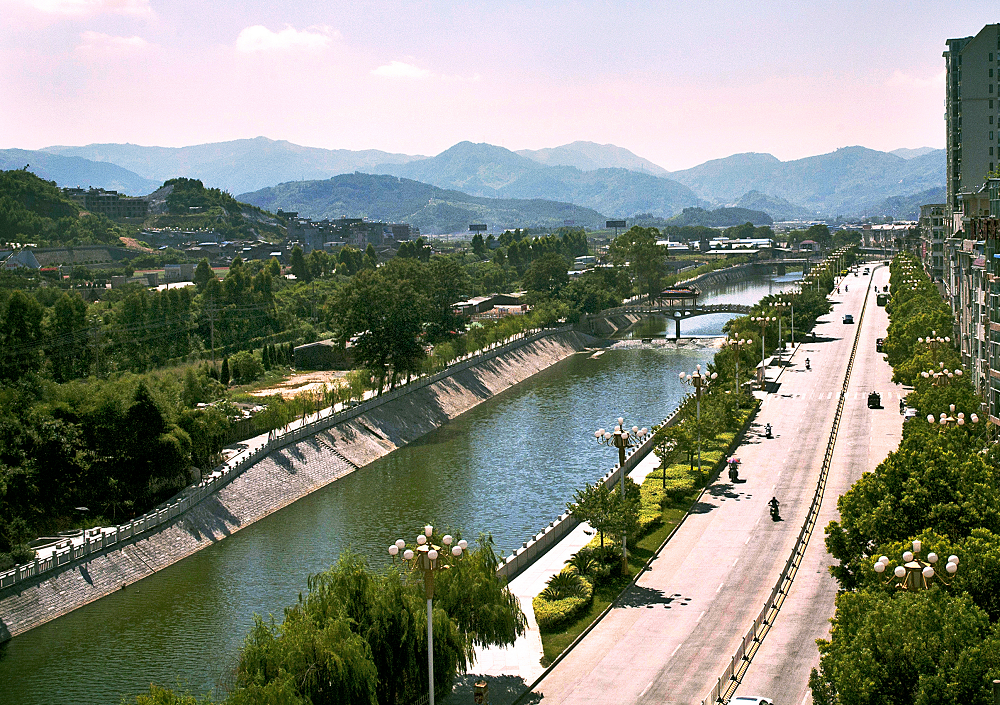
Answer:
[
  {"left": 876, "top": 337, "right": 884, "bottom": 351},
  {"left": 843, "top": 314, "right": 854, "bottom": 324},
  {"left": 732, "top": 698, "right": 774, "bottom": 705},
  {"left": 868, "top": 391, "right": 882, "bottom": 408}
]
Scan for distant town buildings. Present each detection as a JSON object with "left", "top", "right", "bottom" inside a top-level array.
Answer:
[
  {"left": 286, "top": 216, "right": 416, "bottom": 252},
  {"left": 62, "top": 187, "right": 148, "bottom": 219}
]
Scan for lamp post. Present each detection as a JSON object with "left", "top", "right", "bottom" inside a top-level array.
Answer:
[
  {"left": 919, "top": 363, "right": 962, "bottom": 387},
  {"left": 917, "top": 331, "right": 950, "bottom": 358},
  {"left": 679, "top": 365, "right": 717, "bottom": 477},
  {"left": 773, "top": 301, "right": 791, "bottom": 360},
  {"left": 389, "top": 525, "right": 467, "bottom": 705},
  {"left": 750, "top": 316, "right": 774, "bottom": 386},
  {"left": 873, "top": 540, "right": 959, "bottom": 591},
  {"left": 595, "top": 419, "right": 648, "bottom": 569},
  {"left": 927, "top": 404, "right": 979, "bottom": 428},
  {"left": 726, "top": 337, "right": 751, "bottom": 397}
]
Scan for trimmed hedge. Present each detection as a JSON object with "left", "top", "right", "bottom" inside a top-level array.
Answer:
[{"left": 533, "top": 569, "right": 594, "bottom": 632}]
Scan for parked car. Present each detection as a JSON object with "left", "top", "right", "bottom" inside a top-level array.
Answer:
[
  {"left": 843, "top": 314, "right": 854, "bottom": 324},
  {"left": 732, "top": 698, "right": 774, "bottom": 705},
  {"left": 876, "top": 337, "right": 884, "bottom": 351}
]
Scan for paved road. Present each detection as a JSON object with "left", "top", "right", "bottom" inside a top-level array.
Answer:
[
  {"left": 529, "top": 266, "right": 893, "bottom": 705},
  {"left": 733, "top": 265, "right": 904, "bottom": 705}
]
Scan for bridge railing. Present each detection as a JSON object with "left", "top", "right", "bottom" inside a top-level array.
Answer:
[{"left": 596, "top": 302, "right": 753, "bottom": 317}]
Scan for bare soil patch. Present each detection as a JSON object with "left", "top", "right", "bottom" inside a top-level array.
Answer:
[{"left": 250, "top": 370, "right": 347, "bottom": 399}]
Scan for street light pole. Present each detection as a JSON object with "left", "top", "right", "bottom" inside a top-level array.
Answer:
[
  {"left": 389, "top": 526, "right": 467, "bottom": 705},
  {"left": 750, "top": 316, "right": 773, "bottom": 387},
  {"left": 873, "top": 540, "right": 959, "bottom": 591},
  {"left": 680, "top": 365, "right": 717, "bottom": 476},
  {"left": 726, "top": 337, "right": 750, "bottom": 398},
  {"left": 595, "top": 419, "right": 648, "bottom": 570}
]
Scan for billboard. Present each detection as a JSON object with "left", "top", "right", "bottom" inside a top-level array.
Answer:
[
  {"left": 606, "top": 220, "right": 626, "bottom": 228},
  {"left": 469, "top": 224, "right": 488, "bottom": 232}
]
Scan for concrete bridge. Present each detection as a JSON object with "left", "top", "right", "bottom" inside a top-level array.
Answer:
[{"left": 592, "top": 301, "right": 753, "bottom": 339}]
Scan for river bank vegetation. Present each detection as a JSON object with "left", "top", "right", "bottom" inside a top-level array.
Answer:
[{"left": 809, "top": 253, "right": 1000, "bottom": 705}]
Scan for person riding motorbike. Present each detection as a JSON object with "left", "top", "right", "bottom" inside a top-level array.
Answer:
[
  {"left": 765, "top": 423, "right": 772, "bottom": 438},
  {"left": 900, "top": 398, "right": 906, "bottom": 414},
  {"left": 805, "top": 358, "right": 811, "bottom": 370},
  {"left": 769, "top": 497, "right": 780, "bottom": 519}
]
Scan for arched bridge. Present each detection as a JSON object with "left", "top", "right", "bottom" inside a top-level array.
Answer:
[{"left": 590, "top": 302, "right": 753, "bottom": 339}]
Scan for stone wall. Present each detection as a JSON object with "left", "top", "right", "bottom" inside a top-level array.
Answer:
[{"left": 0, "top": 330, "right": 600, "bottom": 641}]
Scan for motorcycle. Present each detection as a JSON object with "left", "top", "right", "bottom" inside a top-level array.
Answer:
[
  {"left": 805, "top": 358, "right": 811, "bottom": 370},
  {"left": 765, "top": 423, "right": 773, "bottom": 439},
  {"left": 769, "top": 498, "right": 780, "bottom": 521}
]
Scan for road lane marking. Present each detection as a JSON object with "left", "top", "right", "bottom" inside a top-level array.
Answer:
[
  {"left": 697, "top": 610, "right": 706, "bottom": 622},
  {"left": 717, "top": 582, "right": 724, "bottom": 593},
  {"left": 639, "top": 681, "right": 653, "bottom": 698},
  {"left": 671, "top": 643, "right": 682, "bottom": 658},
  {"left": 745, "top": 535, "right": 751, "bottom": 544},
  {"left": 732, "top": 557, "right": 739, "bottom": 566}
]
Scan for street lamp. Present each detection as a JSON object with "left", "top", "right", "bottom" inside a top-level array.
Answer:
[
  {"left": 726, "top": 337, "right": 751, "bottom": 397},
  {"left": 679, "top": 365, "right": 717, "bottom": 477},
  {"left": 927, "top": 404, "right": 979, "bottom": 428},
  {"left": 917, "top": 331, "right": 950, "bottom": 354},
  {"left": 873, "top": 540, "right": 959, "bottom": 591},
  {"left": 919, "top": 362, "right": 962, "bottom": 387},
  {"left": 389, "top": 525, "right": 468, "bottom": 705},
  {"left": 595, "top": 418, "right": 648, "bottom": 569},
  {"left": 750, "top": 316, "right": 774, "bottom": 386},
  {"left": 773, "top": 301, "right": 792, "bottom": 360}
]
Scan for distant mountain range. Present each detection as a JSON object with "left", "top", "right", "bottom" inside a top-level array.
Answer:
[
  {"left": 2, "top": 136, "right": 947, "bottom": 224},
  {"left": 516, "top": 141, "right": 670, "bottom": 175},
  {"left": 0, "top": 148, "right": 160, "bottom": 196},
  {"left": 665, "top": 146, "right": 945, "bottom": 217},
  {"left": 237, "top": 173, "right": 608, "bottom": 234},
  {"left": 41, "top": 137, "right": 423, "bottom": 196},
  {"left": 372, "top": 142, "right": 703, "bottom": 218}
]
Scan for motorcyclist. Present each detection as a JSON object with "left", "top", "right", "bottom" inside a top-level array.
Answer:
[
  {"left": 805, "top": 358, "right": 811, "bottom": 370},
  {"left": 765, "top": 423, "right": 772, "bottom": 438},
  {"left": 900, "top": 398, "right": 906, "bottom": 414},
  {"left": 768, "top": 497, "right": 780, "bottom": 518}
]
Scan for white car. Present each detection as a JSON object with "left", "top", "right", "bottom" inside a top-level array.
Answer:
[{"left": 732, "top": 698, "right": 774, "bottom": 705}]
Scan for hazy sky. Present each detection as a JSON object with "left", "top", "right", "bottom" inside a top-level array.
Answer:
[{"left": 1, "top": 1, "right": 995, "bottom": 170}]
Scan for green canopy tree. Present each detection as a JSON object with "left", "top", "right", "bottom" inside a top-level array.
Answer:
[{"left": 608, "top": 226, "right": 665, "bottom": 302}]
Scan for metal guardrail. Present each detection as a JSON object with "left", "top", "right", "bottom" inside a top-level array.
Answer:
[
  {"left": 700, "top": 265, "right": 876, "bottom": 705},
  {"left": 0, "top": 327, "right": 560, "bottom": 592}
]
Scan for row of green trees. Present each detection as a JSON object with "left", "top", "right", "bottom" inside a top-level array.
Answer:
[
  {"left": 130, "top": 535, "right": 526, "bottom": 705},
  {"left": 810, "top": 254, "right": 1000, "bottom": 705}
]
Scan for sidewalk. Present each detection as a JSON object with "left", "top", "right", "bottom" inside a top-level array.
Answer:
[{"left": 468, "top": 448, "right": 664, "bottom": 685}]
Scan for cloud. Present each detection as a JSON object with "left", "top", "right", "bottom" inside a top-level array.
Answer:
[
  {"left": 77, "top": 30, "right": 148, "bottom": 52},
  {"left": 372, "top": 61, "right": 432, "bottom": 79},
  {"left": 235, "top": 25, "right": 337, "bottom": 53},
  {"left": 24, "top": 0, "right": 151, "bottom": 16}
]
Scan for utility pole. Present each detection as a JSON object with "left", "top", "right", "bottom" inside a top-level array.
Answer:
[{"left": 207, "top": 302, "right": 216, "bottom": 372}]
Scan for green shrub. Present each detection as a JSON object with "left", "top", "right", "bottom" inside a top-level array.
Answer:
[
  {"left": 533, "top": 570, "right": 594, "bottom": 632},
  {"left": 229, "top": 350, "right": 264, "bottom": 384},
  {"left": 540, "top": 570, "right": 589, "bottom": 601}
]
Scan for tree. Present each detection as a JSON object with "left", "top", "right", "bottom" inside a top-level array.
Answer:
[
  {"left": 608, "top": 226, "right": 665, "bottom": 302},
  {"left": 193, "top": 258, "right": 214, "bottom": 291},
  {"left": 220, "top": 356, "right": 231, "bottom": 385},
  {"left": 523, "top": 252, "right": 570, "bottom": 299},
  {"left": 48, "top": 291, "right": 91, "bottom": 382},
  {"left": 471, "top": 232, "right": 487, "bottom": 258},
  {"left": 0, "top": 290, "right": 45, "bottom": 380},
  {"left": 567, "top": 481, "right": 615, "bottom": 548},
  {"left": 810, "top": 589, "right": 1000, "bottom": 705},
  {"left": 290, "top": 245, "right": 311, "bottom": 283}
]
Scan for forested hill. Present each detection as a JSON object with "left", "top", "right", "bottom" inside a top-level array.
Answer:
[
  {"left": 0, "top": 168, "right": 126, "bottom": 247},
  {"left": 237, "top": 173, "right": 609, "bottom": 234}
]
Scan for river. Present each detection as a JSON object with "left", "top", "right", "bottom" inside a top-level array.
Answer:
[{"left": 0, "top": 272, "right": 800, "bottom": 705}]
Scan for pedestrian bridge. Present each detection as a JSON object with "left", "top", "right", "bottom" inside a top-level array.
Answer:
[{"left": 590, "top": 301, "right": 753, "bottom": 338}]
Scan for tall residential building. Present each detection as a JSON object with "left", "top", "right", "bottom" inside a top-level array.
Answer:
[
  {"left": 918, "top": 203, "right": 946, "bottom": 280},
  {"left": 944, "top": 25, "right": 1000, "bottom": 232}
]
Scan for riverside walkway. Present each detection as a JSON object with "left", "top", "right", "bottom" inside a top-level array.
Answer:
[{"left": 466, "top": 265, "right": 902, "bottom": 705}]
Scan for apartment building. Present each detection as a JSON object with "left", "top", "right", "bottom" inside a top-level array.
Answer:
[
  {"left": 919, "top": 204, "right": 946, "bottom": 280},
  {"left": 62, "top": 187, "right": 149, "bottom": 219},
  {"left": 944, "top": 25, "right": 1000, "bottom": 230}
]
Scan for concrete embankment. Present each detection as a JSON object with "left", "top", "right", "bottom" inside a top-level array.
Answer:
[{"left": 0, "top": 330, "right": 601, "bottom": 641}]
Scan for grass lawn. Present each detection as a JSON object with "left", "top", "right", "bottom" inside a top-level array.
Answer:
[{"left": 539, "top": 499, "right": 693, "bottom": 665}]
